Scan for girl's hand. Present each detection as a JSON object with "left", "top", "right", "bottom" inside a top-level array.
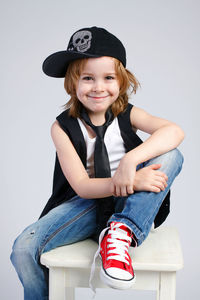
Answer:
[
  {"left": 133, "top": 164, "right": 168, "bottom": 193},
  {"left": 112, "top": 156, "right": 137, "bottom": 197}
]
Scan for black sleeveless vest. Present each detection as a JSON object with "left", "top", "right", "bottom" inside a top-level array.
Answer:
[{"left": 39, "top": 104, "right": 170, "bottom": 228}]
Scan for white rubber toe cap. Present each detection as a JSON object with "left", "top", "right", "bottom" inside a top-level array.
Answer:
[{"left": 106, "top": 267, "right": 133, "bottom": 280}]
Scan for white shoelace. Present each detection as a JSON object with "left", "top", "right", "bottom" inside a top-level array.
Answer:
[
  {"left": 89, "top": 227, "right": 108, "bottom": 294},
  {"left": 106, "top": 230, "right": 131, "bottom": 263},
  {"left": 89, "top": 223, "right": 133, "bottom": 295}
]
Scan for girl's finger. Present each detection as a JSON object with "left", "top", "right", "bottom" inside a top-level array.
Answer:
[
  {"left": 155, "top": 175, "right": 167, "bottom": 185},
  {"left": 120, "top": 186, "right": 127, "bottom": 197},
  {"left": 150, "top": 185, "right": 161, "bottom": 193},
  {"left": 154, "top": 179, "right": 166, "bottom": 191},
  {"left": 155, "top": 171, "right": 168, "bottom": 181},
  {"left": 115, "top": 185, "right": 121, "bottom": 197},
  {"left": 148, "top": 164, "right": 161, "bottom": 170},
  {"left": 127, "top": 185, "right": 134, "bottom": 195}
]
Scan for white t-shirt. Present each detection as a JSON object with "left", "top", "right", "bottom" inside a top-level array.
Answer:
[{"left": 77, "top": 118, "right": 126, "bottom": 177}]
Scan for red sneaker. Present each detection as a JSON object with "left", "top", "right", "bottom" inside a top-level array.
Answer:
[{"left": 99, "top": 222, "right": 136, "bottom": 289}]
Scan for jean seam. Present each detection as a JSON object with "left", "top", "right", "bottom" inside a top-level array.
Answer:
[{"left": 38, "top": 203, "right": 96, "bottom": 257}]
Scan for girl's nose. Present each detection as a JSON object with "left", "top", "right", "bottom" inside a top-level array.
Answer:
[{"left": 92, "top": 80, "right": 104, "bottom": 92}]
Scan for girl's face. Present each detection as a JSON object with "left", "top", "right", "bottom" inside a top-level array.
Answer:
[{"left": 76, "top": 56, "right": 120, "bottom": 117}]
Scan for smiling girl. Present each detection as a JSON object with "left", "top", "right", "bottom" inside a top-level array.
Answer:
[{"left": 11, "top": 26, "right": 184, "bottom": 299}]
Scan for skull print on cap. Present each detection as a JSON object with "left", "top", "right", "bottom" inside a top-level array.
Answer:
[{"left": 68, "top": 30, "right": 92, "bottom": 52}]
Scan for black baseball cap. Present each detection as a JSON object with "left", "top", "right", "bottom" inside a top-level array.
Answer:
[{"left": 42, "top": 26, "right": 126, "bottom": 78}]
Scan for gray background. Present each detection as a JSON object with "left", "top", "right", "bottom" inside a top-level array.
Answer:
[{"left": 1, "top": 0, "right": 199, "bottom": 299}]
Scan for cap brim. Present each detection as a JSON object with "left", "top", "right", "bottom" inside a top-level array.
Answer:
[{"left": 42, "top": 50, "right": 101, "bottom": 78}]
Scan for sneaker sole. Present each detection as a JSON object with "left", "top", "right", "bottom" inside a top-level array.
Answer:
[{"left": 100, "top": 267, "right": 136, "bottom": 289}]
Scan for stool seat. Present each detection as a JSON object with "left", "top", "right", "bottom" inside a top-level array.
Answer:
[{"left": 41, "top": 226, "right": 183, "bottom": 300}]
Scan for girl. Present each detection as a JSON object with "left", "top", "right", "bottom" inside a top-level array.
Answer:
[{"left": 11, "top": 26, "right": 184, "bottom": 299}]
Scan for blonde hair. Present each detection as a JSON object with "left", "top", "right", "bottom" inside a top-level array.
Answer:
[{"left": 63, "top": 57, "right": 140, "bottom": 118}]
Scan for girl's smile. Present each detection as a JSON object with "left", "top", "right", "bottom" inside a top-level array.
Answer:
[
  {"left": 87, "top": 95, "right": 109, "bottom": 101},
  {"left": 76, "top": 56, "right": 120, "bottom": 121}
]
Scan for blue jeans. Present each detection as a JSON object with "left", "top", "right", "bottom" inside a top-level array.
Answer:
[{"left": 10, "top": 148, "right": 183, "bottom": 300}]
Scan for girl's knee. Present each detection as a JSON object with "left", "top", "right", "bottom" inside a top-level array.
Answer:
[
  {"left": 11, "top": 234, "right": 39, "bottom": 279},
  {"left": 149, "top": 148, "right": 184, "bottom": 174},
  {"left": 163, "top": 148, "right": 184, "bottom": 170},
  {"left": 12, "top": 227, "right": 37, "bottom": 251},
  {"left": 11, "top": 227, "right": 39, "bottom": 266}
]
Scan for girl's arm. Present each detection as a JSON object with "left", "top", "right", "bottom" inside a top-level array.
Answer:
[
  {"left": 112, "top": 106, "right": 185, "bottom": 196},
  {"left": 129, "top": 106, "right": 184, "bottom": 163},
  {"left": 51, "top": 120, "right": 113, "bottom": 199}
]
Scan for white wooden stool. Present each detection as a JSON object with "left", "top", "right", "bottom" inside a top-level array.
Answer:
[{"left": 40, "top": 226, "right": 183, "bottom": 300}]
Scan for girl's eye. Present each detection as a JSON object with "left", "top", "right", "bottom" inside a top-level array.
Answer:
[
  {"left": 105, "top": 76, "right": 115, "bottom": 80},
  {"left": 82, "top": 76, "right": 93, "bottom": 81}
]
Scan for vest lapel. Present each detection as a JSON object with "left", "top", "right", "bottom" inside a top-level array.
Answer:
[
  {"left": 117, "top": 103, "right": 143, "bottom": 152},
  {"left": 56, "top": 109, "right": 87, "bottom": 167}
]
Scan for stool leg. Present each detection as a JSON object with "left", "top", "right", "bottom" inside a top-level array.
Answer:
[
  {"left": 66, "top": 287, "right": 75, "bottom": 300},
  {"left": 49, "top": 267, "right": 75, "bottom": 300},
  {"left": 158, "top": 272, "right": 176, "bottom": 300},
  {"left": 49, "top": 267, "right": 66, "bottom": 300}
]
